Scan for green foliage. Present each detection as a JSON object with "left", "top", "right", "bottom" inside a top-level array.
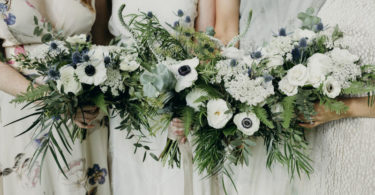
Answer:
[
  {"left": 281, "top": 96, "right": 296, "bottom": 129},
  {"left": 254, "top": 106, "right": 275, "bottom": 129},
  {"left": 181, "top": 107, "right": 194, "bottom": 135},
  {"left": 140, "top": 64, "right": 176, "bottom": 97},
  {"left": 321, "top": 97, "right": 348, "bottom": 115},
  {"left": 11, "top": 85, "right": 50, "bottom": 104},
  {"left": 297, "top": 8, "right": 321, "bottom": 30}
]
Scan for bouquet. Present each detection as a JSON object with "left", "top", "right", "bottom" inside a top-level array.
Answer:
[
  {"left": 118, "top": 6, "right": 375, "bottom": 183},
  {"left": 6, "top": 17, "right": 156, "bottom": 175}
]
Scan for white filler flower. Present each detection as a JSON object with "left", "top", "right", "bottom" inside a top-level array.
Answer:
[
  {"left": 56, "top": 65, "right": 82, "bottom": 95},
  {"left": 307, "top": 53, "right": 333, "bottom": 88},
  {"left": 279, "top": 78, "right": 298, "bottom": 96},
  {"left": 286, "top": 64, "right": 308, "bottom": 86},
  {"left": 329, "top": 48, "right": 359, "bottom": 65},
  {"left": 66, "top": 34, "right": 87, "bottom": 44},
  {"left": 292, "top": 29, "right": 316, "bottom": 42},
  {"left": 207, "top": 99, "right": 233, "bottom": 129},
  {"left": 323, "top": 77, "right": 341, "bottom": 98},
  {"left": 233, "top": 112, "right": 260, "bottom": 136},
  {"left": 221, "top": 47, "right": 245, "bottom": 60},
  {"left": 186, "top": 88, "right": 208, "bottom": 111},
  {"left": 76, "top": 60, "right": 107, "bottom": 86},
  {"left": 168, "top": 58, "right": 199, "bottom": 92},
  {"left": 266, "top": 55, "right": 284, "bottom": 69},
  {"left": 120, "top": 54, "right": 140, "bottom": 72}
]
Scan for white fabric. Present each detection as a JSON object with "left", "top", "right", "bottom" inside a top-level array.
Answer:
[
  {"left": 0, "top": 1, "right": 111, "bottom": 195},
  {"left": 108, "top": 1, "right": 216, "bottom": 195},
  {"left": 293, "top": 1, "right": 375, "bottom": 194},
  {"left": 225, "top": 1, "right": 325, "bottom": 195},
  {"left": 235, "top": 0, "right": 375, "bottom": 195}
]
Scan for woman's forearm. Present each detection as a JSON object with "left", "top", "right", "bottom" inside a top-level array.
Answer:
[
  {"left": 346, "top": 97, "right": 375, "bottom": 118},
  {"left": 0, "top": 62, "right": 31, "bottom": 97},
  {"left": 196, "top": 0, "right": 215, "bottom": 32}
]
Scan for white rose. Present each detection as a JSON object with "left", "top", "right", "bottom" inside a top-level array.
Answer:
[
  {"left": 221, "top": 47, "right": 245, "bottom": 60},
  {"left": 323, "top": 77, "right": 341, "bottom": 98},
  {"left": 286, "top": 64, "right": 308, "bottom": 86},
  {"left": 66, "top": 34, "right": 87, "bottom": 44},
  {"left": 329, "top": 48, "right": 359, "bottom": 65},
  {"left": 233, "top": 112, "right": 260, "bottom": 136},
  {"left": 57, "top": 65, "right": 82, "bottom": 95},
  {"left": 292, "top": 29, "right": 316, "bottom": 42},
  {"left": 186, "top": 88, "right": 208, "bottom": 111},
  {"left": 267, "top": 55, "right": 284, "bottom": 69},
  {"left": 306, "top": 53, "right": 333, "bottom": 88},
  {"left": 207, "top": 99, "right": 233, "bottom": 129},
  {"left": 120, "top": 54, "right": 140, "bottom": 72},
  {"left": 279, "top": 78, "right": 298, "bottom": 96},
  {"left": 168, "top": 58, "right": 199, "bottom": 92}
]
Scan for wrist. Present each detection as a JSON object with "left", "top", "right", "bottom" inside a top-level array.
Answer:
[{"left": 343, "top": 97, "right": 367, "bottom": 118}]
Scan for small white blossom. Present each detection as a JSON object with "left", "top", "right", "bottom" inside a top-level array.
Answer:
[
  {"left": 266, "top": 55, "right": 284, "bottom": 69},
  {"left": 207, "top": 99, "right": 233, "bottom": 129},
  {"left": 329, "top": 48, "right": 359, "bottom": 65},
  {"left": 119, "top": 54, "right": 140, "bottom": 72},
  {"left": 264, "top": 36, "right": 293, "bottom": 56},
  {"left": 100, "top": 68, "right": 125, "bottom": 96},
  {"left": 221, "top": 47, "right": 245, "bottom": 60},
  {"left": 306, "top": 53, "right": 333, "bottom": 88},
  {"left": 186, "top": 88, "right": 208, "bottom": 111},
  {"left": 270, "top": 103, "right": 284, "bottom": 114},
  {"left": 292, "top": 29, "right": 316, "bottom": 42},
  {"left": 233, "top": 112, "right": 260, "bottom": 136}
]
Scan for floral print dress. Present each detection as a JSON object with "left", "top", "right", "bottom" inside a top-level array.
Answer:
[{"left": 0, "top": 0, "right": 110, "bottom": 194}]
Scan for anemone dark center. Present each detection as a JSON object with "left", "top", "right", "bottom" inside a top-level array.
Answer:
[
  {"left": 178, "top": 65, "right": 191, "bottom": 76},
  {"left": 241, "top": 118, "right": 253, "bottom": 129},
  {"left": 85, "top": 65, "right": 96, "bottom": 76},
  {"left": 104, "top": 56, "right": 111, "bottom": 65}
]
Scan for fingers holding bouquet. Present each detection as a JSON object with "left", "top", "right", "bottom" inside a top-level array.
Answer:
[
  {"left": 168, "top": 118, "right": 188, "bottom": 144},
  {"left": 73, "top": 106, "right": 100, "bottom": 129}
]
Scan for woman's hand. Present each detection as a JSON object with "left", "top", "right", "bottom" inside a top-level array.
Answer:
[
  {"left": 168, "top": 118, "right": 187, "bottom": 144},
  {"left": 73, "top": 106, "right": 100, "bottom": 129},
  {"left": 299, "top": 103, "right": 349, "bottom": 128}
]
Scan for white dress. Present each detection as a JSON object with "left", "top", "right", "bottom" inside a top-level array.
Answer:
[
  {"left": 108, "top": 1, "right": 215, "bottom": 195},
  {"left": 294, "top": 0, "right": 375, "bottom": 194},
  {"left": 235, "top": 0, "right": 375, "bottom": 195},
  {"left": 0, "top": 0, "right": 111, "bottom": 194},
  {"left": 224, "top": 1, "right": 325, "bottom": 195}
]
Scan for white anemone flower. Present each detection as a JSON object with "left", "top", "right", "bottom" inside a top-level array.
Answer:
[
  {"left": 76, "top": 60, "right": 107, "bottom": 86},
  {"left": 233, "top": 112, "right": 260, "bottom": 136},
  {"left": 323, "top": 77, "right": 341, "bottom": 98},
  {"left": 168, "top": 58, "right": 199, "bottom": 92},
  {"left": 207, "top": 99, "right": 233, "bottom": 129}
]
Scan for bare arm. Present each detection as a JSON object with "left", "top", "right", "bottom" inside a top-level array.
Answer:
[
  {"left": 195, "top": 0, "right": 215, "bottom": 32},
  {"left": 91, "top": 0, "right": 113, "bottom": 45},
  {"left": 0, "top": 40, "right": 31, "bottom": 97},
  {"left": 214, "top": 0, "right": 240, "bottom": 45},
  {"left": 300, "top": 97, "right": 375, "bottom": 128}
]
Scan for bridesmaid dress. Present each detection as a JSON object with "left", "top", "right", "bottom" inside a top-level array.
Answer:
[
  {"left": 221, "top": 1, "right": 325, "bottom": 195},
  {"left": 0, "top": 0, "right": 110, "bottom": 194},
  {"left": 108, "top": 0, "right": 217, "bottom": 194}
]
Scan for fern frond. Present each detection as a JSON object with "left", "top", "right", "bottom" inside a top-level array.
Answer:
[
  {"left": 11, "top": 85, "right": 50, "bottom": 104},
  {"left": 254, "top": 106, "right": 274, "bottom": 129},
  {"left": 281, "top": 96, "right": 296, "bottom": 129}
]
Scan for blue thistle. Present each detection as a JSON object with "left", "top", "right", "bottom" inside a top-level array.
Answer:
[
  {"left": 147, "top": 11, "right": 153, "bottom": 18},
  {"left": 279, "top": 28, "right": 287, "bottom": 36},
  {"left": 50, "top": 42, "right": 58, "bottom": 50},
  {"left": 185, "top": 16, "right": 191, "bottom": 23},
  {"left": 47, "top": 67, "right": 60, "bottom": 81},
  {"left": 177, "top": 9, "right": 184, "bottom": 17},
  {"left": 315, "top": 22, "right": 324, "bottom": 32},
  {"left": 173, "top": 21, "right": 180, "bottom": 28},
  {"left": 247, "top": 68, "right": 252, "bottom": 77},
  {"left": 230, "top": 59, "right": 238, "bottom": 67},
  {"left": 291, "top": 47, "right": 301, "bottom": 62},
  {"left": 83, "top": 54, "right": 90, "bottom": 62},
  {"left": 104, "top": 56, "right": 111, "bottom": 67},
  {"left": 72, "top": 51, "right": 82, "bottom": 64},
  {"left": 299, "top": 38, "right": 307, "bottom": 48},
  {"left": 250, "top": 51, "right": 262, "bottom": 59},
  {"left": 263, "top": 74, "right": 274, "bottom": 82}
]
